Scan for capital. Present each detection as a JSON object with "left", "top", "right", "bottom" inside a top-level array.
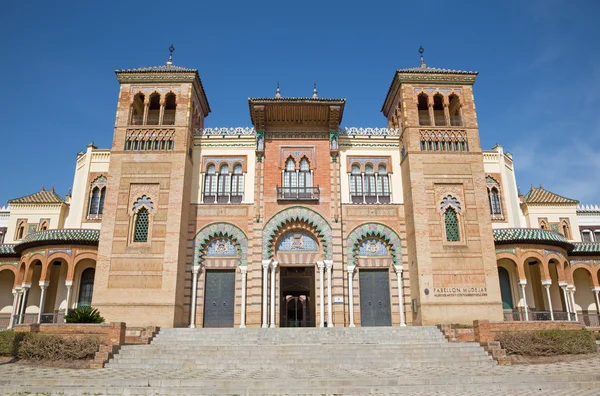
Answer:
[
  {"left": 65, "top": 280, "right": 73, "bottom": 287},
  {"left": 316, "top": 260, "right": 325, "bottom": 270},
  {"left": 262, "top": 259, "right": 272, "bottom": 269},
  {"left": 21, "top": 282, "right": 31, "bottom": 289},
  {"left": 192, "top": 265, "right": 202, "bottom": 275},
  {"left": 39, "top": 281, "right": 50, "bottom": 288},
  {"left": 394, "top": 264, "right": 403, "bottom": 274},
  {"left": 541, "top": 279, "right": 552, "bottom": 286},
  {"left": 239, "top": 266, "right": 248, "bottom": 275},
  {"left": 518, "top": 279, "right": 527, "bottom": 286},
  {"left": 324, "top": 260, "right": 333, "bottom": 270},
  {"left": 558, "top": 281, "right": 567, "bottom": 287},
  {"left": 592, "top": 286, "right": 600, "bottom": 293},
  {"left": 270, "top": 261, "right": 278, "bottom": 270},
  {"left": 347, "top": 265, "right": 356, "bottom": 274}
]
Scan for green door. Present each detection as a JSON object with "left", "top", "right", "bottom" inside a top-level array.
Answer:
[
  {"left": 359, "top": 269, "right": 392, "bottom": 326},
  {"left": 498, "top": 267, "right": 514, "bottom": 309},
  {"left": 203, "top": 270, "right": 235, "bottom": 328}
]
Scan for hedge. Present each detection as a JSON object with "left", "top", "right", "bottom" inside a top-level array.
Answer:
[
  {"left": 496, "top": 330, "right": 597, "bottom": 356},
  {"left": 18, "top": 333, "right": 100, "bottom": 361},
  {"left": 0, "top": 331, "right": 25, "bottom": 357}
]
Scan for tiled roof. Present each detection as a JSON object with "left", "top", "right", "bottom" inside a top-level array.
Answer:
[
  {"left": 523, "top": 187, "right": 578, "bottom": 204},
  {"left": 14, "top": 229, "right": 100, "bottom": 253},
  {"left": 571, "top": 243, "right": 600, "bottom": 256},
  {"left": 397, "top": 66, "right": 478, "bottom": 75},
  {"left": 248, "top": 97, "right": 346, "bottom": 103},
  {"left": 115, "top": 64, "right": 197, "bottom": 73},
  {"left": 0, "top": 244, "right": 17, "bottom": 257},
  {"left": 493, "top": 228, "right": 573, "bottom": 250},
  {"left": 8, "top": 188, "right": 64, "bottom": 204}
]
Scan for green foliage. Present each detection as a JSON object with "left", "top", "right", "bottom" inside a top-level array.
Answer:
[
  {"left": 450, "top": 323, "right": 473, "bottom": 329},
  {"left": 18, "top": 333, "right": 100, "bottom": 360},
  {"left": 0, "top": 331, "right": 25, "bottom": 356},
  {"left": 496, "top": 329, "right": 597, "bottom": 356},
  {"left": 65, "top": 307, "right": 105, "bottom": 324}
]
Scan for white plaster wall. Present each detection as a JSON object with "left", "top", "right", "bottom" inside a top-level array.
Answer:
[
  {"left": 573, "top": 269, "right": 596, "bottom": 312},
  {"left": 0, "top": 270, "right": 15, "bottom": 314},
  {"left": 339, "top": 144, "right": 403, "bottom": 204},
  {"left": 190, "top": 140, "right": 256, "bottom": 204},
  {"left": 523, "top": 205, "right": 581, "bottom": 242},
  {"left": 4, "top": 204, "right": 66, "bottom": 244}
]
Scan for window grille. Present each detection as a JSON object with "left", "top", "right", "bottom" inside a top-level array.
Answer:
[
  {"left": 445, "top": 207, "right": 460, "bottom": 242},
  {"left": 217, "top": 164, "right": 230, "bottom": 203},
  {"left": 204, "top": 164, "right": 217, "bottom": 203},
  {"left": 364, "top": 165, "right": 377, "bottom": 203},
  {"left": 350, "top": 163, "right": 362, "bottom": 203},
  {"left": 489, "top": 188, "right": 502, "bottom": 215},
  {"left": 77, "top": 268, "right": 95, "bottom": 308},
  {"left": 231, "top": 164, "right": 244, "bottom": 203},
  {"left": 134, "top": 208, "right": 149, "bottom": 242},
  {"left": 89, "top": 188, "right": 100, "bottom": 215},
  {"left": 377, "top": 164, "right": 390, "bottom": 203},
  {"left": 283, "top": 158, "right": 298, "bottom": 197}
]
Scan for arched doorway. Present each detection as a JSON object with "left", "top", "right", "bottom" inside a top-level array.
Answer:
[
  {"left": 498, "top": 267, "right": 513, "bottom": 310},
  {"left": 496, "top": 258, "right": 520, "bottom": 320},
  {"left": 573, "top": 268, "right": 596, "bottom": 326},
  {"left": 77, "top": 268, "right": 95, "bottom": 308},
  {"left": 0, "top": 268, "right": 15, "bottom": 328}
]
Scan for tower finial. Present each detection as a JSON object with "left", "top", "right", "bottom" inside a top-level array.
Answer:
[
  {"left": 275, "top": 81, "right": 281, "bottom": 98},
  {"left": 312, "top": 81, "right": 318, "bottom": 99},
  {"left": 167, "top": 44, "right": 175, "bottom": 65},
  {"left": 419, "top": 46, "right": 426, "bottom": 68}
]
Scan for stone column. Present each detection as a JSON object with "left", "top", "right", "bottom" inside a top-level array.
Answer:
[
  {"left": 189, "top": 266, "right": 201, "bottom": 328},
  {"left": 518, "top": 279, "right": 528, "bottom": 321},
  {"left": 19, "top": 283, "right": 31, "bottom": 324},
  {"left": 325, "top": 260, "right": 334, "bottom": 327},
  {"left": 158, "top": 100, "right": 165, "bottom": 125},
  {"left": 37, "top": 281, "right": 49, "bottom": 324},
  {"left": 317, "top": 261, "right": 325, "bottom": 327},
  {"left": 559, "top": 281, "right": 570, "bottom": 320},
  {"left": 64, "top": 280, "right": 73, "bottom": 312},
  {"left": 270, "top": 261, "right": 278, "bottom": 328},
  {"left": 395, "top": 265, "right": 407, "bottom": 327},
  {"left": 541, "top": 280, "right": 554, "bottom": 321},
  {"left": 592, "top": 287, "right": 600, "bottom": 316},
  {"left": 8, "top": 289, "right": 19, "bottom": 329},
  {"left": 569, "top": 286, "right": 578, "bottom": 321},
  {"left": 261, "top": 260, "right": 270, "bottom": 328},
  {"left": 142, "top": 103, "right": 149, "bottom": 125},
  {"left": 239, "top": 266, "right": 248, "bottom": 328},
  {"left": 347, "top": 265, "right": 356, "bottom": 327}
]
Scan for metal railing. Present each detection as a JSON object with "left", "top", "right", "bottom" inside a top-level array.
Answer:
[
  {"left": 351, "top": 194, "right": 391, "bottom": 204},
  {"left": 578, "top": 313, "right": 600, "bottom": 328},
  {"left": 130, "top": 115, "right": 144, "bottom": 125},
  {"left": 202, "top": 194, "right": 243, "bottom": 204},
  {"left": 0, "top": 314, "right": 10, "bottom": 329},
  {"left": 277, "top": 186, "right": 320, "bottom": 201},
  {"left": 450, "top": 116, "right": 463, "bottom": 126},
  {"left": 504, "top": 310, "right": 578, "bottom": 323}
]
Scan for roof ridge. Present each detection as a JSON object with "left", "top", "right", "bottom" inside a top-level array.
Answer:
[{"left": 524, "top": 186, "right": 578, "bottom": 204}]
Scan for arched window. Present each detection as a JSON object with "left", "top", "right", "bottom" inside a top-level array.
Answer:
[
  {"left": 130, "top": 93, "right": 145, "bottom": 125},
  {"left": 88, "top": 176, "right": 107, "bottom": 219},
  {"left": 146, "top": 93, "right": 161, "bottom": 125},
  {"left": 77, "top": 268, "right": 95, "bottom": 308},
  {"left": 418, "top": 93, "right": 430, "bottom": 126},
  {"left": 433, "top": 94, "right": 446, "bottom": 126},
  {"left": 349, "top": 163, "right": 363, "bottom": 203},
  {"left": 163, "top": 93, "right": 176, "bottom": 125},
  {"left": 217, "top": 164, "right": 230, "bottom": 203},
  {"left": 444, "top": 207, "right": 460, "bottom": 242},
  {"left": 298, "top": 158, "right": 312, "bottom": 198},
  {"left": 89, "top": 187, "right": 100, "bottom": 215},
  {"left": 231, "top": 164, "right": 244, "bottom": 203},
  {"left": 582, "top": 230, "right": 593, "bottom": 242},
  {"left": 282, "top": 158, "right": 297, "bottom": 198},
  {"left": 364, "top": 164, "right": 376, "bottom": 203},
  {"left": 203, "top": 164, "right": 217, "bottom": 203},
  {"left": 98, "top": 187, "right": 106, "bottom": 215},
  {"left": 133, "top": 207, "right": 149, "bottom": 242},
  {"left": 377, "top": 164, "right": 390, "bottom": 203},
  {"left": 448, "top": 94, "right": 462, "bottom": 126},
  {"left": 489, "top": 187, "right": 502, "bottom": 215},
  {"left": 16, "top": 225, "right": 24, "bottom": 240},
  {"left": 562, "top": 222, "right": 571, "bottom": 239}
]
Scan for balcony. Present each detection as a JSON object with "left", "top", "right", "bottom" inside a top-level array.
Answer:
[
  {"left": 203, "top": 194, "right": 243, "bottom": 204},
  {"left": 277, "top": 186, "right": 320, "bottom": 201}
]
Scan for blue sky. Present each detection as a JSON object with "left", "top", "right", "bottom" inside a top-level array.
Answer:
[{"left": 1, "top": 0, "right": 599, "bottom": 205}]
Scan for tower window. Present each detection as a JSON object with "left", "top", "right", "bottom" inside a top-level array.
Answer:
[
  {"left": 298, "top": 158, "right": 313, "bottom": 199},
  {"left": 418, "top": 93, "right": 430, "bottom": 126},
  {"left": 449, "top": 94, "right": 462, "bottom": 126},
  {"left": 282, "top": 158, "right": 298, "bottom": 198},
  {"left": 133, "top": 207, "right": 149, "bottom": 242},
  {"left": 163, "top": 93, "right": 176, "bottom": 125},
  {"left": 488, "top": 187, "right": 502, "bottom": 216},
  {"left": 87, "top": 176, "right": 107, "bottom": 219},
  {"left": 349, "top": 163, "right": 363, "bottom": 204},
  {"left": 146, "top": 93, "right": 161, "bottom": 125},
  {"left": 130, "top": 93, "right": 145, "bottom": 125},
  {"left": 445, "top": 207, "right": 460, "bottom": 242},
  {"left": 377, "top": 164, "right": 390, "bottom": 203},
  {"left": 203, "top": 164, "right": 217, "bottom": 203},
  {"left": 217, "top": 164, "right": 231, "bottom": 203},
  {"left": 433, "top": 94, "right": 446, "bottom": 126},
  {"left": 231, "top": 164, "right": 244, "bottom": 203},
  {"left": 364, "top": 164, "right": 377, "bottom": 203}
]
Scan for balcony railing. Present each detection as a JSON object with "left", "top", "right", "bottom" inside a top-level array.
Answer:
[
  {"left": 351, "top": 194, "right": 391, "bottom": 204},
  {"left": 503, "top": 310, "right": 577, "bottom": 322},
  {"left": 578, "top": 313, "right": 600, "bottom": 327},
  {"left": 277, "top": 186, "right": 320, "bottom": 201},
  {"left": 203, "top": 194, "right": 243, "bottom": 204},
  {"left": 0, "top": 314, "right": 10, "bottom": 329}
]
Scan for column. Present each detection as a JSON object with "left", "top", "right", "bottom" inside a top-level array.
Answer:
[
  {"left": 19, "top": 283, "right": 31, "bottom": 324},
  {"left": 560, "top": 283, "right": 571, "bottom": 321},
  {"left": 593, "top": 287, "right": 600, "bottom": 315},
  {"left": 325, "top": 260, "right": 334, "bottom": 327},
  {"left": 189, "top": 266, "right": 200, "bottom": 328},
  {"left": 37, "top": 281, "right": 49, "bottom": 324},
  {"left": 261, "top": 260, "right": 270, "bottom": 328},
  {"left": 361, "top": 173, "right": 366, "bottom": 203},
  {"left": 375, "top": 173, "right": 380, "bottom": 204},
  {"left": 395, "top": 265, "right": 407, "bottom": 327},
  {"left": 541, "top": 280, "right": 554, "bottom": 321},
  {"left": 518, "top": 279, "right": 528, "bottom": 321},
  {"left": 65, "top": 279, "right": 73, "bottom": 311},
  {"left": 347, "top": 265, "right": 356, "bottom": 327},
  {"left": 569, "top": 286, "right": 578, "bottom": 321},
  {"left": 158, "top": 100, "right": 165, "bottom": 125},
  {"left": 239, "top": 266, "right": 248, "bottom": 328},
  {"left": 8, "top": 289, "right": 19, "bottom": 329},
  {"left": 142, "top": 103, "right": 149, "bottom": 125},
  {"left": 317, "top": 261, "right": 325, "bottom": 327},
  {"left": 270, "top": 261, "right": 278, "bottom": 328}
]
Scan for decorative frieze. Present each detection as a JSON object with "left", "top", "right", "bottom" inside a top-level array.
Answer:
[{"left": 48, "top": 248, "right": 72, "bottom": 256}]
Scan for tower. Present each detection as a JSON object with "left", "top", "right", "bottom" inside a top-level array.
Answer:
[
  {"left": 382, "top": 49, "right": 503, "bottom": 325},
  {"left": 92, "top": 48, "right": 210, "bottom": 327}
]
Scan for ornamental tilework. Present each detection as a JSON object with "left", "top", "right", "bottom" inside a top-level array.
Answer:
[
  {"left": 346, "top": 223, "right": 402, "bottom": 267},
  {"left": 495, "top": 247, "right": 517, "bottom": 255},
  {"left": 277, "top": 232, "right": 318, "bottom": 251},
  {"left": 358, "top": 239, "right": 389, "bottom": 256},
  {"left": 206, "top": 239, "right": 237, "bottom": 256},
  {"left": 262, "top": 207, "right": 332, "bottom": 260},
  {"left": 194, "top": 223, "right": 248, "bottom": 267}
]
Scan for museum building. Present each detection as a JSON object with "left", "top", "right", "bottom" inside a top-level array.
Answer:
[{"left": 1, "top": 52, "right": 599, "bottom": 330}]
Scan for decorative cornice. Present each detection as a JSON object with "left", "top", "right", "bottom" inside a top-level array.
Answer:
[{"left": 14, "top": 229, "right": 100, "bottom": 253}]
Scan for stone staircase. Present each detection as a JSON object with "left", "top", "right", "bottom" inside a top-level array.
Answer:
[{"left": 1, "top": 326, "right": 600, "bottom": 394}]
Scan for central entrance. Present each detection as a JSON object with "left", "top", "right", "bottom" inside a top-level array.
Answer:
[{"left": 279, "top": 266, "right": 316, "bottom": 327}]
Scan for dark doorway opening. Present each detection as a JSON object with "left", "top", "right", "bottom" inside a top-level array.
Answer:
[{"left": 279, "top": 266, "right": 316, "bottom": 327}]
